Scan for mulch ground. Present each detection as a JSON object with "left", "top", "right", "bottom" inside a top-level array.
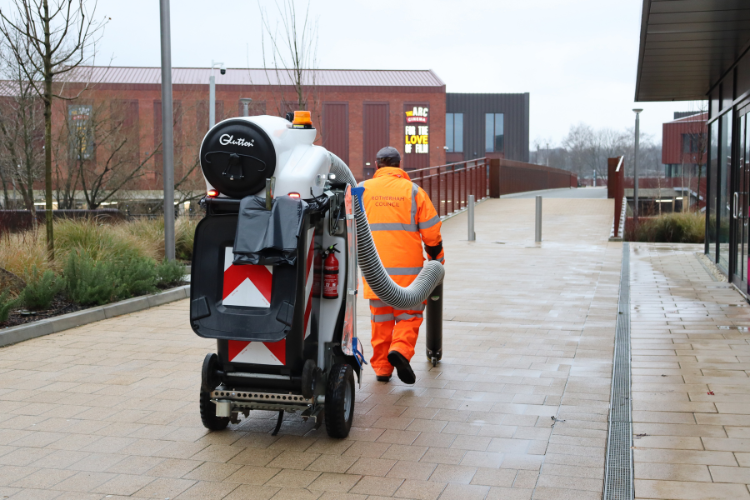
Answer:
[{"left": 1, "top": 296, "right": 83, "bottom": 328}]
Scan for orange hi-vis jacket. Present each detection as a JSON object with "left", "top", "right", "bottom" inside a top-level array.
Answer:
[{"left": 360, "top": 167, "right": 445, "bottom": 300}]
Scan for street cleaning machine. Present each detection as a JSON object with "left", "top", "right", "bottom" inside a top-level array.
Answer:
[{"left": 190, "top": 112, "right": 444, "bottom": 438}]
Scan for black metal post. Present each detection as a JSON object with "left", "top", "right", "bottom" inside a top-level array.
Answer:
[{"left": 425, "top": 283, "right": 443, "bottom": 366}]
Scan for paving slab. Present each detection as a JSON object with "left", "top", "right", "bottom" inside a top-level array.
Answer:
[
  {"left": 631, "top": 243, "right": 750, "bottom": 499},
  {"left": 0, "top": 197, "right": 618, "bottom": 499}
]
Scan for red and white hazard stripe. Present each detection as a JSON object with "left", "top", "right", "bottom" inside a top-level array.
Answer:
[
  {"left": 303, "top": 228, "right": 315, "bottom": 339},
  {"left": 227, "top": 229, "right": 316, "bottom": 365},
  {"left": 222, "top": 248, "right": 273, "bottom": 308}
]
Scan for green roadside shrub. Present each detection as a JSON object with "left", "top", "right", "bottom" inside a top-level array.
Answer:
[
  {"left": 64, "top": 251, "right": 120, "bottom": 306},
  {"left": 115, "top": 256, "right": 158, "bottom": 299},
  {"left": 629, "top": 212, "right": 705, "bottom": 243},
  {"left": 156, "top": 259, "right": 186, "bottom": 287},
  {"left": 0, "top": 291, "right": 18, "bottom": 323},
  {"left": 21, "top": 267, "right": 62, "bottom": 310},
  {"left": 64, "top": 250, "right": 163, "bottom": 306}
]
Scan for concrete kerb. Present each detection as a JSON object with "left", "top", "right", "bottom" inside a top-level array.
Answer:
[{"left": 0, "top": 285, "right": 190, "bottom": 348}]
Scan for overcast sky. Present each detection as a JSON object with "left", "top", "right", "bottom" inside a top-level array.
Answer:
[{"left": 21, "top": 0, "right": 703, "bottom": 147}]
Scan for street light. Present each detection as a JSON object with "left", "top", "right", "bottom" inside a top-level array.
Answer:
[
  {"left": 209, "top": 60, "right": 226, "bottom": 129},
  {"left": 239, "top": 98, "right": 253, "bottom": 117},
  {"left": 633, "top": 108, "right": 643, "bottom": 223},
  {"left": 159, "top": 0, "right": 175, "bottom": 260}
]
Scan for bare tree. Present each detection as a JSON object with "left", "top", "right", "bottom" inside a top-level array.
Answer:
[
  {"left": 535, "top": 123, "right": 663, "bottom": 190},
  {"left": 0, "top": 0, "right": 106, "bottom": 259},
  {"left": 0, "top": 35, "right": 43, "bottom": 223},
  {"left": 258, "top": 0, "right": 319, "bottom": 115},
  {"left": 63, "top": 99, "right": 158, "bottom": 209},
  {"left": 51, "top": 107, "right": 80, "bottom": 209},
  {"left": 679, "top": 104, "right": 708, "bottom": 211}
]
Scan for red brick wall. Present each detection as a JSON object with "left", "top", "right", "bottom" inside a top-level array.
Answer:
[{"left": 50, "top": 83, "right": 446, "bottom": 191}]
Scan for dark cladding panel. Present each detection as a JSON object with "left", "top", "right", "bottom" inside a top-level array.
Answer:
[
  {"left": 737, "top": 51, "right": 750, "bottom": 104},
  {"left": 363, "top": 102, "right": 389, "bottom": 179},
  {"left": 446, "top": 93, "right": 530, "bottom": 163},
  {"left": 322, "top": 102, "right": 349, "bottom": 165}
]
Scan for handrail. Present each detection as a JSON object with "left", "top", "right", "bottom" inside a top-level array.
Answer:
[{"left": 400, "top": 157, "right": 578, "bottom": 218}]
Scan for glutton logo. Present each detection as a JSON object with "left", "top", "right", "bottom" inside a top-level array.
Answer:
[{"left": 219, "top": 134, "right": 254, "bottom": 147}]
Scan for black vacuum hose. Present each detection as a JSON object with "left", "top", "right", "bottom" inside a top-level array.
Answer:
[{"left": 328, "top": 153, "right": 444, "bottom": 310}]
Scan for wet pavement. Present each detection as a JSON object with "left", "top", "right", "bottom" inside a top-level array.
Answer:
[
  {"left": 0, "top": 196, "right": 620, "bottom": 499},
  {"left": 630, "top": 244, "right": 750, "bottom": 499},
  {"left": 501, "top": 187, "right": 608, "bottom": 199}
]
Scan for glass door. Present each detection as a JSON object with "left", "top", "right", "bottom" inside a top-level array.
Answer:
[{"left": 733, "top": 108, "right": 750, "bottom": 292}]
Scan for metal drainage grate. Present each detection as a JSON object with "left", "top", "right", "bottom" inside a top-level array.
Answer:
[{"left": 604, "top": 242, "right": 634, "bottom": 499}]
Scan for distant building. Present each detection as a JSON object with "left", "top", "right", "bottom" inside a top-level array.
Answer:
[
  {"left": 661, "top": 112, "right": 707, "bottom": 178},
  {"left": 445, "top": 93, "right": 530, "bottom": 164},
  {"left": 0, "top": 66, "right": 533, "bottom": 211}
]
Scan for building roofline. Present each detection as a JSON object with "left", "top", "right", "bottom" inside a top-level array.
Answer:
[{"left": 665, "top": 112, "right": 708, "bottom": 124}]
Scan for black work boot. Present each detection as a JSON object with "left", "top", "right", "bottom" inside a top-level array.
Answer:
[
  {"left": 387, "top": 351, "right": 416, "bottom": 385},
  {"left": 376, "top": 375, "right": 391, "bottom": 382}
]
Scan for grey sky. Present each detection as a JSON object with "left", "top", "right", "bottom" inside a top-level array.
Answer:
[{"left": 17, "top": 0, "right": 700, "bottom": 147}]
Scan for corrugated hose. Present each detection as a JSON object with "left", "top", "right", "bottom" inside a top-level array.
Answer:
[{"left": 329, "top": 153, "right": 444, "bottom": 310}]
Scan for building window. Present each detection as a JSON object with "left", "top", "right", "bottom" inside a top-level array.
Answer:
[
  {"left": 682, "top": 133, "right": 700, "bottom": 153},
  {"left": 445, "top": 113, "right": 463, "bottom": 153},
  {"left": 68, "top": 104, "right": 93, "bottom": 160},
  {"left": 485, "top": 113, "right": 504, "bottom": 153}
]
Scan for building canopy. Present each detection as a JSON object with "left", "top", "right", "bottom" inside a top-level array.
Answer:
[{"left": 635, "top": 0, "right": 750, "bottom": 101}]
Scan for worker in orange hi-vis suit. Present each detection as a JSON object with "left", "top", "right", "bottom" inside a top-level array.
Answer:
[{"left": 360, "top": 146, "right": 445, "bottom": 385}]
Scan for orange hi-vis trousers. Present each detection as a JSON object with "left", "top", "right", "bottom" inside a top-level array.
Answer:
[{"left": 369, "top": 299, "right": 425, "bottom": 377}]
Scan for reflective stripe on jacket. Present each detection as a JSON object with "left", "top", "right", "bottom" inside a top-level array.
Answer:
[{"left": 361, "top": 167, "right": 445, "bottom": 300}]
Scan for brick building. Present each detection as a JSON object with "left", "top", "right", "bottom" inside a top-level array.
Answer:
[
  {"left": 662, "top": 111, "right": 708, "bottom": 178},
  {"left": 59, "top": 67, "right": 447, "bottom": 186},
  {"left": 0, "top": 66, "right": 532, "bottom": 210}
]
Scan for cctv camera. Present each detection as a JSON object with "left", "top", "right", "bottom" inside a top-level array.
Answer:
[{"left": 220, "top": 68, "right": 226, "bottom": 75}]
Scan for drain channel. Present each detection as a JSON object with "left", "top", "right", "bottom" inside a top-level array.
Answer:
[{"left": 604, "top": 242, "right": 633, "bottom": 499}]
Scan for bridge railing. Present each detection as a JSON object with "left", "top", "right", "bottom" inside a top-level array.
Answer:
[
  {"left": 408, "top": 158, "right": 579, "bottom": 218},
  {"left": 608, "top": 156, "right": 625, "bottom": 239}
]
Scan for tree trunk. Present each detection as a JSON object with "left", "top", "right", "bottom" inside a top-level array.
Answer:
[
  {"left": 0, "top": 169, "right": 9, "bottom": 208},
  {"left": 43, "top": 0, "right": 54, "bottom": 260},
  {"left": 24, "top": 163, "right": 37, "bottom": 230}
]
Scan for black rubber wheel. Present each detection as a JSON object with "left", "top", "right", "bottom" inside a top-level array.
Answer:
[
  {"left": 301, "top": 359, "right": 317, "bottom": 399},
  {"left": 201, "top": 353, "right": 221, "bottom": 392},
  {"left": 200, "top": 391, "right": 229, "bottom": 431},
  {"left": 324, "top": 364, "right": 355, "bottom": 438}
]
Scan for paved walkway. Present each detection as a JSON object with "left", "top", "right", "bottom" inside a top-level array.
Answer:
[
  {"left": 501, "top": 187, "right": 607, "bottom": 199},
  {"left": 0, "top": 197, "right": 620, "bottom": 499},
  {"left": 630, "top": 244, "right": 750, "bottom": 499}
]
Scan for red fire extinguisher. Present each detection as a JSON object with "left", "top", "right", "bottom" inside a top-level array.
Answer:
[{"left": 323, "top": 244, "right": 340, "bottom": 299}]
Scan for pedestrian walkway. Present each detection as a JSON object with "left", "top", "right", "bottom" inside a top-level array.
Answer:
[
  {"left": 630, "top": 244, "right": 750, "bottom": 499},
  {"left": 0, "top": 196, "right": 620, "bottom": 499},
  {"left": 501, "top": 186, "right": 607, "bottom": 199}
]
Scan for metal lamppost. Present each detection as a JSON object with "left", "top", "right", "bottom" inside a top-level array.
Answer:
[
  {"left": 633, "top": 108, "right": 643, "bottom": 222},
  {"left": 159, "top": 0, "right": 175, "bottom": 261},
  {"left": 209, "top": 60, "right": 226, "bottom": 129},
  {"left": 240, "top": 98, "right": 253, "bottom": 117}
]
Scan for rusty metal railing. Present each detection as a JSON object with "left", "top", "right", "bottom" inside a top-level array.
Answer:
[
  {"left": 408, "top": 158, "right": 489, "bottom": 218},
  {"left": 406, "top": 157, "right": 579, "bottom": 218},
  {"left": 608, "top": 156, "right": 625, "bottom": 239}
]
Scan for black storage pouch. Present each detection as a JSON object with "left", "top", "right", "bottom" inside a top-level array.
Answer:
[{"left": 233, "top": 195, "right": 308, "bottom": 266}]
